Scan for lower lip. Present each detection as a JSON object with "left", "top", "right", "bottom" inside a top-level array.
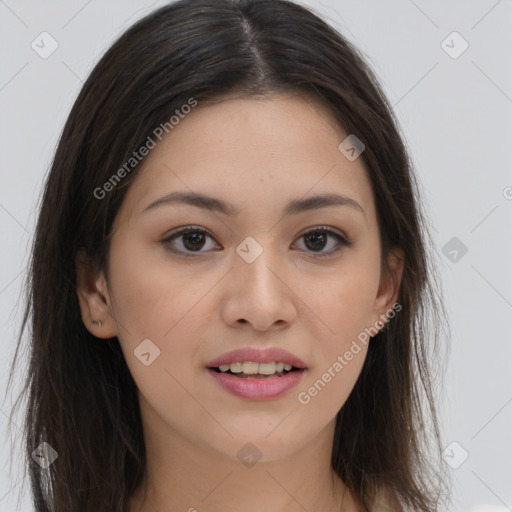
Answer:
[{"left": 206, "top": 368, "right": 306, "bottom": 400}]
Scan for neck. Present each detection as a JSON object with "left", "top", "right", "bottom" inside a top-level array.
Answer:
[{"left": 129, "top": 399, "right": 362, "bottom": 512}]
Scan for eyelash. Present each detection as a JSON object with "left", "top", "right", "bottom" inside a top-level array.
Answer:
[{"left": 161, "top": 225, "right": 353, "bottom": 258}]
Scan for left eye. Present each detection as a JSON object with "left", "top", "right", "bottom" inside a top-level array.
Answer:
[
  {"left": 161, "top": 226, "right": 351, "bottom": 258},
  {"left": 293, "top": 227, "right": 351, "bottom": 256}
]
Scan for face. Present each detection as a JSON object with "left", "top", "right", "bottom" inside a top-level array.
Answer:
[{"left": 77, "top": 93, "right": 403, "bottom": 463}]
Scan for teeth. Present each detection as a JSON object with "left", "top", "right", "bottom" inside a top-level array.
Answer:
[
  {"left": 258, "top": 362, "right": 276, "bottom": 375},
  {"left": 230, "top": 362, "right": 243, "bottom": 373},
  {"left": 242, "top": 362, "right": 259, "bottom": 375},
  {"left": 216, "top": 361, "right": 296, "bottom": 374}
]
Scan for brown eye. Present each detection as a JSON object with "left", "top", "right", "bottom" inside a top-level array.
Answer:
[
  {"left": 162, "top": 227, "right": 219, "bottom": 257},
  {"left": 180, "top": 231, "right": 207, "bottom": 251},
  {"left": 304, "top": 231, "right": 329, "bottom": 251},
  {"left": 294, "top": 227, "right": 352, "bottom": 257}
]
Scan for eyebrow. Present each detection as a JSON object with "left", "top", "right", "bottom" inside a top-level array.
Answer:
[{"left": 142, "top": 191, "right": 365, "bottom": 218}]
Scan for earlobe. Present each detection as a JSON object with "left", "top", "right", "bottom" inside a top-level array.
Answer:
[{"left": 75, "top": 249, "right": 118, "bottom": 339}]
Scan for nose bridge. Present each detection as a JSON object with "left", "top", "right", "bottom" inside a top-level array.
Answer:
[
  {"left": 223, "top": 234, "right": 296, "bottom": 330},
  {"left": 234, "top": 234, "right": 281, "bottom": 296}
]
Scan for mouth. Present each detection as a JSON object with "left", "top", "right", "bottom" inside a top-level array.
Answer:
[{"left": 205, "top": 348, "right": 307, "bottom": 400}]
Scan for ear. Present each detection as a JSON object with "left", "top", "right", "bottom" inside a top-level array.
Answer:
[
  {"left": 371, "top": 246, "right": 404, "bottom": 330},
  {"left": 75, "top": 249, "right": 118, "bottom": 339}
]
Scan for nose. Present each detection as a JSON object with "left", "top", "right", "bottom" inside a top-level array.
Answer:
[{"left": 219, "top": 241, "right": 298, "bottom": 332}]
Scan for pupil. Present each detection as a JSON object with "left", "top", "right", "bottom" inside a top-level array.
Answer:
[{"left": 305, "top": 232, "right": 326, "bottom": 251}]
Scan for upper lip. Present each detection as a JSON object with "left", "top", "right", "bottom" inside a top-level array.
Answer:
[{"left": 206, "top": 347, "right": 307, "bottom": 369}]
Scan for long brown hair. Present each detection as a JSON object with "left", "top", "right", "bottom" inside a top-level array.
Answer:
[{"left": 6, "top": 0, "right": 450, "bottom": 510}]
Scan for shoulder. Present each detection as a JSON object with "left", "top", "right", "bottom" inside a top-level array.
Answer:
[{"left": 369, "top": 489, "right": 403, "bottom": 512}]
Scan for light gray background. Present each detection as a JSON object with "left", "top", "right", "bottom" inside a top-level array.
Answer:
[{"left": 1, "top": 1, "right": 511, "bottom": 511}]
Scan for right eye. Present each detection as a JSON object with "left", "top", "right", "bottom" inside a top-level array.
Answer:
[{"left": 161, "top": 226, "right": 221, "bottom": 257}]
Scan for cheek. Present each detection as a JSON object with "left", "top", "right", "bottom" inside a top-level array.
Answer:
[
  {"left": 303, "top": 251, "right": 381, "bottom": 348},
  {"left": 294, "top": 249, "right": 379, "bottom": 411},
  {"left": 296, "top": 275, "right": 374, "bottom": 419},
  {"left": 107, "top": 250, "right": 214, "bottom": 437},
  {"left": 293, "top": 347, "right": 367, "bottom": 438},
  {"left": 108, "top": 236, "right": 213, "bottom": 339},
  {"left": 106, "top": 238, "right": 216, "bottom": 398}
]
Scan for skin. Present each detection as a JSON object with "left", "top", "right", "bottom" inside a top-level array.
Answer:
[{"left": 76, "top": 92, "right": 404, "bottom": 512}]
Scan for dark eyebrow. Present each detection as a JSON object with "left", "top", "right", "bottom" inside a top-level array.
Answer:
[{"left": 142, "top": 191, "right": 365, "bottom": 218}]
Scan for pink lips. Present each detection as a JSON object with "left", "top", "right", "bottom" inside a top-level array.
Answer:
[
  {"left": 206, "top": 347, "right": 307, "bottom": 401},
  {"left": 207, "top": 368, "right": 305, "bottom": 400}
]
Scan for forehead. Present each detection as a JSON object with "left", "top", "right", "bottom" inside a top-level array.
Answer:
[{"left": 116, "top": 93, "right": 376, "bottom": 228}]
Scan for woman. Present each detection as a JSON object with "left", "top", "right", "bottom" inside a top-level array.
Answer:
[{"left": 7, "top": 0, "right": 450, "bottom": 510}]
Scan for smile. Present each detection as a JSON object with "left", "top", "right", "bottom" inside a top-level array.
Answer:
[{"left": 205, "top": 347, "right": 307, "bottom": 400}]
